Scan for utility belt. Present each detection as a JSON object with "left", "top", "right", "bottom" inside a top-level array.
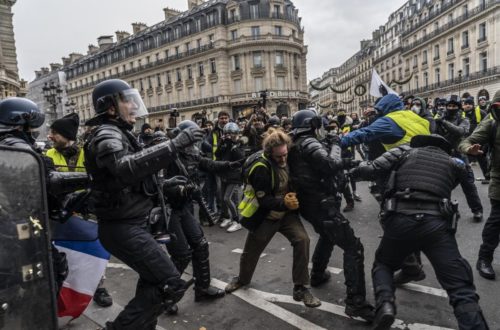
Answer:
[{"left": 383, "top": 193, "right": 460, "bottom": 233}]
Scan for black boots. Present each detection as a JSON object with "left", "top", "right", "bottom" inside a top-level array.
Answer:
[
  {"left": 476, "top": 259, "right": 495, "bottom": 280},
  {"left": 93, "top": 287, "right": 113, "bottom": 307},
  {"left": 310, "top": 270, "right": 331, "bottom": 287},
  {"left": 373, "top": 302, "right": 396, "bottom": 330},
  {"left": 194, "top": 286, "right": 225, "bottom": 302}
]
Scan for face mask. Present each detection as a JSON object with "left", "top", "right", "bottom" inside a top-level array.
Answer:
[{"left": 411, "top": 106, "right": 421, "bottom": 115}]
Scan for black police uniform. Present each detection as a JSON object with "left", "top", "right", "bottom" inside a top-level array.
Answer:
[
  {"left": 163, "top": 145, "right": 230, "bottom": 300},
  {"left": 288, "top": 122, "right": 374, "bottom": 321},
  {"left": 436, "top": 108, "right": 483, "bottom": 218},
  {"left": 351, "top": 137, "right": 489, "bottom": 330}
]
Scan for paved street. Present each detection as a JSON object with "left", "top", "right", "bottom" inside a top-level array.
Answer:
[{"left": 66, "top": 167, "right": 499, "bottom": 330}]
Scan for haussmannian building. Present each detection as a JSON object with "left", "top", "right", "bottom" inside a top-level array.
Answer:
[
  {"left": 63, "top": 0, "right": 309, "bottom": 129},
  {"left": 311, "top": 0, "right": 500, "bottom": 114}
]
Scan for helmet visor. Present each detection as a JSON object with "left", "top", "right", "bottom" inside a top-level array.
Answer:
[{"left": 115, "top": 89, "right": 148, "bottom": 123}]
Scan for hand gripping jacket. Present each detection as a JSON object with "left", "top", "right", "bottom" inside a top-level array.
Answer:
[
  {"left": 288, "top": 135, "right": 346, "bottom": 196},
  {"left": 84, "top": 124, "right": 178, "bottom": 220}
]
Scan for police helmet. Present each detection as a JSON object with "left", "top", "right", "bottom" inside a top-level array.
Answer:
[
  {"left": 0, "top": 97, "right": 45, "bottom": 129},
  {"left": 171, "top": 120, "right": 199, "bottom": 137},
  {"left": 291, "top": 109, "right": 322, "bottom": 135},
  {"left": 267, "top": 116, "right": 280, "bottom": 127},
  {"left": 223, "top": 122, "right": 240, "bottom": 135},
  {"left": 91, "top": 79, "right": 148, "bottom": 118},
  {"left": 410, "top": 134, "right": 452, "bottom": 155}
]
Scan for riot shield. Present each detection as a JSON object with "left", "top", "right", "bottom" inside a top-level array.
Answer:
[{"left": 0, "top": 146, "right": 57, "bottom": 329}]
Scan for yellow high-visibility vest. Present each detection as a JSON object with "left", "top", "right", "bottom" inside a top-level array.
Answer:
[
  {"left": 462, "top": 107, "right": 482, "bottom": 124},
  {"left": 212, "top": 131, "right": 218, "bottom": 160},
  {"left": 46, "top": 147, "right": 86, "bottom": 172},
  {"left": 383, "top": 110, "right": 430, "bottom": 150},
  {"left": 238, "top": 156, "right": 275, "bottom": 218}
]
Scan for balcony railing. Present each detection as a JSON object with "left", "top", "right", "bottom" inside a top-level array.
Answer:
[
  {"left": 402, "top": 0, "right": 499, "bottom": 53},
  {"left": 67, "top": 44, "right": 215, "bottom": 93},
  {"left": 148, "top": 96, "right": 220, "bottom": 114},
  {"left": 401, "top": 0, "right": 464, "bottom": 37},
  {"left": 406, "top": 65, "right": 500, "bottom": 95}
]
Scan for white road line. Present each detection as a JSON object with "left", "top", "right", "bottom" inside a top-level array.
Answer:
[
  {"left": 307, "top": 263, "right": 343, "bottom": 275},
  {"left": 212, "top": 278, "right": 454, "bottom": 330},
  {"left": 107, "top": 262, "right": 132, "bottom": 270},
  {"left": 399, "top": 282, "right": 448, "bottom": 298},
  {"left": 83, "top": 301, "right": 167, "bottom": 330},
  {"left": 211, "top": 278, "right": 327, "bottom": 330},
  {"left": 231, "top": 248, "right": 267, "bottom": 258}
]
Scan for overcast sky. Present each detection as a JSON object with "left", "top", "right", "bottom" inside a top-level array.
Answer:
[{"left": 13, "top": 0, "right": 405, "bottom": 83}]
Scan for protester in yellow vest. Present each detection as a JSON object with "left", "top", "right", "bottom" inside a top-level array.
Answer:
[
  {"left": 46, "top": 113, "right": 114, "bottom": 308},
  {"left": 341, "top": 94, "right": 430, "bottom": 150}
]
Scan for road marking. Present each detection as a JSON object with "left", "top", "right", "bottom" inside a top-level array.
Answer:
[
  {"left": 231, "top": 248, "right": 267, "bottom": 258},
  {"left": 211, "top": 278, "right": 328, "bottom": 330},
  {"left": 212, "top": 278, "right": 454, "bottom": 330},
  {"left": 83, "top": 301, "right": 167, "bottom": 330},
  {"left": 308, "top": 263, "right": 343, "bottom": 275},
  {"left": 399, "top": 282, "right": 448, "bottom": 298},
  {"left": 107, "top": 262, "right": 132, "bottom": 270}
]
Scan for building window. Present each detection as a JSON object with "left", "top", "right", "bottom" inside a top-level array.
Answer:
[
  {"left": 292, "top": 29, "right": 296, "bottom": 38},
  {"left": 198, "top": 62, "right": 204, "bottom": 77},
  {"left": 229, "top": 9, "right": 236, "bottom": 21},
  {"left": 185, "top": 42, "right": 190, "bottom": 53},
  {"left": 164, "top": 50, "right": 169, "bottom": 60},
  {"left": 275, "top": 25, "right": 282, "bottom": 36},
  {"left": 231, "top": 29, "right": 238, "bottom": 41},
  {"left": 175, "top": 46, "right": 180, "bottom": 56},
  {"left": 423, "top": 71, "right": 428, "bottom": 86},
  {"left": 232, "top": 55, "right": 241, "bottom": 70},
  {"left": 234, "top": 79, "right": 241, "bottom": 93},
  {"left": 435, "top": 68, "right": 440, "bottom": 84},
  {"left": 199, "top": 84, "right": 205, "bottom": 98},
  {"left": 478, "top": 22, "right": 487, "bottom": 42},
  {"left": 176, "top": 68, "right": 182, "bottom": 82},
  {"left": 433, "top": 44, "right": 440, "bottom": 60},
  {"left": 196, "top": 39, "right": 202, "bottom": 49},
  {"left": 422, "top": 50, "right": 428, "bottom": 64},
  {"left": 187, "top": 65, "right": 193, "bottom": 79},
  {"left": 273, "top": 5, "right": 281, "bottom": 18},
  {"left": 174, "top": 27, "right": 180, "bottom": 39},
  {"left": 462, "top": 31, "right": 469, "bottom": 48},
  {"left": 209, "top": 34, "right": 214, "bottom": 46},
  {"left": 275, "top": 51, "right": 284, "bottom": 66},
  {"left": 166, "top": 71, "right": 171, "bottom": 84},
  {"left": 414, "top": 75, "right": 419, "bottom": 89},
  {"left": 253, "top": 51, "right": 262, "bottom": 68},
  {"left": 447, "top": 38, "right": 454, "bottom": 54},
  {"left": 210, "top": 58, "right": 217, "bottom": 73},
  {"left": 448, "top": 63, "right": 455, "bottom": 80},
  {"left": 196, "top": 18, "right": 202, "bottom": 31},
  {"left": 277, "top": 76, "right": 285, "bottom": 90},
  {"left": 185, "top": 23, "right": 191, "bottom": 35},
  {"left": 254, "top": 77, "right": 263, "bottom": 91},
  {"left": 188, "top": 87, "right": 194, "bottom": 100},
  {"left": 463, "top": 58, "right": 470, "bottom": 77},
  {"left": 250, "top": 4, "right": 259, "bottom": 19},
  {"left": 413, "top": 55, "right": 418, "bottom": 67},
  {"left": 157, "top": 74, "right": 162, "bottom": 86},
  {"left": 251, "top": 26, "right": 260, "bottom": 39},
  {"left": 479, "top": 52, "right": 487, "bottom": 72},
  {"left": 207, "top": 12, "right": 216, "bottom": 26},
  {"left": 463, "top": 4, "right": 468, "bottom": 16}
]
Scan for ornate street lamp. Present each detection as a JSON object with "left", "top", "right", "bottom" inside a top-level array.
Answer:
[
  {"left": 64, "top": 100, "right": 77, "bottom": 114},
  {"left": 42, "top": 81, "right": 63, "bottom": 125}
]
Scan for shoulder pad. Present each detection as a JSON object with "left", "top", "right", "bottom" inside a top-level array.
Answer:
[
  {"left": 0, "top": 136, "right": 32, "bottom": 149},
  {"left": 93, "top": 124, "right": 125, "bottom": 157},
  {"left": 300, "top": 137, "right": 323, "bottom": 154}
]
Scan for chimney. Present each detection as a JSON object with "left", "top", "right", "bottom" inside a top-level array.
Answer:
[
  {"left": 41, "top": 67, "right": 50, "bottom": 75},
  {"left": 50, "top": 63, "right": 62, "bottom": 72},
  {"left": 69, "top": 53, "right": 84, "bottom": 64},
  {"left": 87, "top": 44, "right": 99, "bottom": 55},
  {"left": 115, "top": 31, "right": 131, "bottom": 43},
  {"left": 35, "top": 70, "right": 42, "bottom": 79},
  {"left": 97, "top": 35, "right": 114, "bottom": 50},
  {"left": 163, "top": 7, "right": 181, "bottom": 20},
  {"left": 132, "top": 22, "right": 147, "bottom": 35},
  {"left": 61, "top": 57, "right": 71, "bottom": 66},
  {"left": 188, "top": 0, "right": 204, "bottom": 10}
]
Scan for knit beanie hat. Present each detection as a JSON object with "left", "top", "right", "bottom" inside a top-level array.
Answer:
[{"left": 50, "top": 113, "right": 79, "bottom": 141}]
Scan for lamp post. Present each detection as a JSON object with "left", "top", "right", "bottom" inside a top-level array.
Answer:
[
  {"left": 170, "top": 108, "right": 180, "bottom": 128},
  {"left": 64, "top": 100, "right": 77, "bottom": 114},
  {"left": 42, "top": 81, "right": 63, "bottom": 125}
]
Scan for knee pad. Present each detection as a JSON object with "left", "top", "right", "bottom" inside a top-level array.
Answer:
[{"left": 192, "top": 237, "right": 209, "bottom": 260}]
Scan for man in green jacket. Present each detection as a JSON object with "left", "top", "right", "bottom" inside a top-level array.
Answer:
[{"left": 459, "top": 90, "right": 500, "bottom": 280}]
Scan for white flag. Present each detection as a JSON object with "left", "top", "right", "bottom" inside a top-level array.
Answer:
[{"left": 370, "top": 68, "right": 398, "bottom": 98}]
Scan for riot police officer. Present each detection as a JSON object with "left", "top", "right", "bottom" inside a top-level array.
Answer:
[
  {"left": 435, "top": 95, "right": 483, "bottom": 221},
  {"left": 350, "top": 134, "right": 489, "bottom": 330},
  {"left": 288, "top": 109, "right": 375, "bottom": 322},
  {"left": 83, "top": 79, "right": 204, "bottom": 329}
]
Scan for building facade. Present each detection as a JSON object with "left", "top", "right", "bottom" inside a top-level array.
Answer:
[
  {"left": 0, "top": 0, "right": 24, "bottom": 99},
  {"left": 63, "top": 0, "right": 308, "bottom": 129},
  {"left": 312, "top": 0, "right": 500, "bottom": 114},
  {"left": 308, "top": 67, "right": 338, "bottom": 114}
]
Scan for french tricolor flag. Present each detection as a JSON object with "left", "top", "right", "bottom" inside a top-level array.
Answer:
[{"left": 52, "top": 216, "right": 110, "bottom": 322}]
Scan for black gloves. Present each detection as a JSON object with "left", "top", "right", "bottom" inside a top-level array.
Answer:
[
  {"left": 342, "top": 158, "right": 361, "bottom": 169},
  {"left": 171, "top": 128, "right": 205, "bottom": 150},
  {"left": 229, "top": 160, "right": 244, "bottom": 170},
  {"left": 163, "top": 175, "right": 188, "bottom": 188}
]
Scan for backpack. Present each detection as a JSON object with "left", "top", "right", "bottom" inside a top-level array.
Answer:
[{"left": 238, "top": 151, "right": 275, "bottom": 219}]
